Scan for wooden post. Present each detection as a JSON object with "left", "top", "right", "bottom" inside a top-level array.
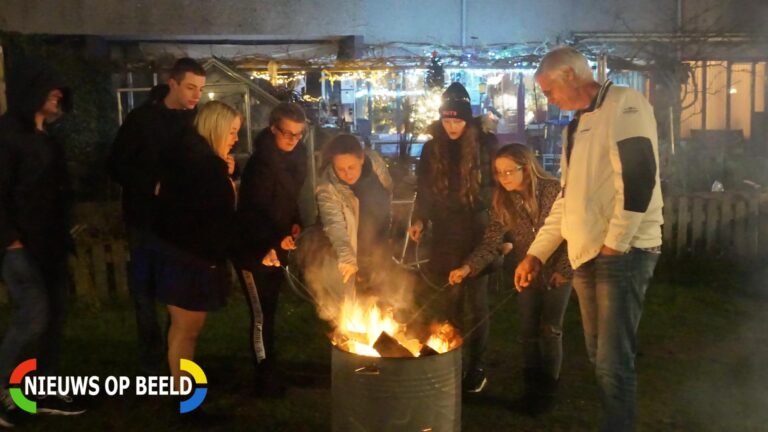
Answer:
[
  {"left": 691, "top": 196, "right": 706, "bottom": 256},
  {"left": 747, "top": 198, "right": 759, "bottom": 258},
  {"left": 705, "top": 196, "right": 720, "bottom": 253},
  {"left": 71, "top": 243, "right": 98, "bottom": 305},
  {"left": 112, "top": 240, "right": 130, "bottom": 298},
  {"left": 676, "top": 196, "right": 690, "bottom": 259},
  {"left": 733, "top": 200, "right": 748, "bottom": 258},
  {"left": 758, "top": 194, "right": 768, "bottom": 258},
  {"left": 720, "top": 194, "right": 734, "bottom": 254},
  {"left": 91, "top": 243, "right": 109, "bottom": 300}
]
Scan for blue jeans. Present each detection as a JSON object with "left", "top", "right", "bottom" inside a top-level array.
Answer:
[
  {"left": 573, "top": 248, "right": 659, "bottom": 432},
  {"left": 0, "top": 249, "right": 67, "bottom": 386},
  {"left": 518, "top": 281, "right": 572, "bottom": 379},
  {"left": 128, "top": 229, "right": 165, "bottom": 375}
]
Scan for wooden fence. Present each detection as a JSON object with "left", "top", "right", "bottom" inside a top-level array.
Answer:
[
  {"left": 1, "top": 192, "right": 767, "bottom": 304},
  {"left": 662, "top": 191, "right": 768, "bottom": 260}
]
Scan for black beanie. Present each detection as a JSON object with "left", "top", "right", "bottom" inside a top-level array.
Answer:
[{"left": 440, "top": 82, "right": 472, "bottom": 123}]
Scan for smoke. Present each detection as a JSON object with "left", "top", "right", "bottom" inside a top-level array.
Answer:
[
  {"left": 672, "top": 310, "right": 768, "bottom": 429},
  {"left": 290, "top": 225, "right": 418, "bottom": 329}
]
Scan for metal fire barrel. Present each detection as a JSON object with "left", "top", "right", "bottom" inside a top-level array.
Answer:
[{"left": 331, "top": 345, "right": 461, "bottom": 432}]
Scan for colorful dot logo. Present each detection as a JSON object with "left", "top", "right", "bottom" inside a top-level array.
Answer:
[
  {"left": 179, "top": 359, "right": 207, "bottom": 414},
  {"left": 9, "top": 358, "right": 37, "bottom": 414}
]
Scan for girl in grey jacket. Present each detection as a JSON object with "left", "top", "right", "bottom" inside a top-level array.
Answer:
[{"left": 316, "top": 134, "right": 392, "bottom": 297}]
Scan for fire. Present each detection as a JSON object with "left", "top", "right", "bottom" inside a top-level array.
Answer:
[
  {"left": 332, "top": 298, "right": 462, "bottom": 358},
  {"left": 425, "top": 322, "right": 462, "bottom": 354}
]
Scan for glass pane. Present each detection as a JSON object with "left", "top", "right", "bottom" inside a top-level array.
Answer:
[
  {"left": 705, "top": 61, "right": 728, "bottom": 131},
  {"left": 730, "top": 63, "right": 753, "bottom": 138},
  {"left": 756, "top": 62, "right": 765, "bottom": 113},
  {"left": 681, "top": 62, "right": 703, "bottom": 139}
]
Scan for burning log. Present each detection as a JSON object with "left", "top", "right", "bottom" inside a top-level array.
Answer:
[
  {"left": 331, "top": 297, "right": 462, "bottom": 357},
  {"left": 373, "top": 332, "right": 415, "bottom": 358},
  {"left": 419, "top": 344, "right": 439, "bottom": 357}
]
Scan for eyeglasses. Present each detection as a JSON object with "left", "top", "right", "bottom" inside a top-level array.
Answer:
[
  {"left": 274, "top": 125, "right": 304, "bottom": 141},
  {"left": 495, "top": 166, "right": 524, "bottom": 178}
]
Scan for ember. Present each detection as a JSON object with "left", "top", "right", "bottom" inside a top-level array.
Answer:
[{"left": 331, "top": 298, "right": 462, "bottom": 357}]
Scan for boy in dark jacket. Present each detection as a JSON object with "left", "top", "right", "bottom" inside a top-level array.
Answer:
[
  {"left": 235, "top": 103, "right": 307, "bottom": 397},
  {"left": 0, "top": 56, "right": 83, "bottom": 423},
  {"left": 106, "top": 58, "right": 205, "bottom": 376}
]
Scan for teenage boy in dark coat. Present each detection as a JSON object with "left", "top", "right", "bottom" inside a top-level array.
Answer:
[
  {"left": 106, "top": 58, "right": 206, "bottom": 376},
  {"left": 235, "top": 102, "right": 308, "bottom": 397}
]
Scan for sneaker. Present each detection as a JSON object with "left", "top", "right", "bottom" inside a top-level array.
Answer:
[
  {"left": 0, "top": 389, "right": 17, "bottom": 428},
  {"left": 35, "top": 395, "right": 86, "bottom": 416},
  {"left": 511, "top": 370, "right": 558, "bottom": 417},
  {"left": 0, "top": 409, "right": 13, "bottom": 429},
  {"left": 253, "top": 361, "right": 287, "bottom": 398},
  {"left": 462, "top": 368, "right": 488, "bottom": 393},
  {"left": 253, "top": 372, "right": 287, "bottom": 398}
]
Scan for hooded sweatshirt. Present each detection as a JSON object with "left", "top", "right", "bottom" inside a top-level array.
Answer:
[{"left": 0, "top": 56, "right": 74, "bottom": 265}]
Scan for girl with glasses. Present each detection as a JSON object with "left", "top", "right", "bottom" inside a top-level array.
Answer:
[{"left": 449, "top": 143, "right": 573, "bottom": 416}]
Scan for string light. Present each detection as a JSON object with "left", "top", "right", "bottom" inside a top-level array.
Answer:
[
  {"left": 302, "top": 94, "right": 323, "bottom": 103},
  {"left": 321, "top": 69, "right": 391, "bottom": 85},
  {"left": 249, "top": 71, "right": 306, "bottom": 86},
  {"left": 409, "top": 89, "right": 443, "bottom": 134}
]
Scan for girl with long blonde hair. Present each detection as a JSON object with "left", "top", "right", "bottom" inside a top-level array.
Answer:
[{"left": 153, "top": 100, "right": 241, "bottom": 389}]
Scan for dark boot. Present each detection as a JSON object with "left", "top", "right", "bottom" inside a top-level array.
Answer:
[
  {"left": 532, "top": 371, "right": 558, "bottom": 416},
  {"left": 253, "top": 359, "right": 286, "bottom": 398},
  {"left": 511, "top": 368, "right": 540, "bottom": 416}
]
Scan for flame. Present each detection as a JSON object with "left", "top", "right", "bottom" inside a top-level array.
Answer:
[
  {"left": 332, "top": 298, "right": 461, "bottom": 357},
  {"left": 425, "top": 322, "right": 462, "bottom": 354},
  {"left": 340, "top": 300, "right": 399, "bottom": 348}
]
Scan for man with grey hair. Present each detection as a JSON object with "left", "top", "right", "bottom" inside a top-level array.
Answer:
[{"left": 515, "top": 46, "right": 663, "bottom": 431}]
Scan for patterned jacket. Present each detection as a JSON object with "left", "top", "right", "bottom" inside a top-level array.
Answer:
[{"left": 464, "top": 177, "right": 572, "bottom": 286}]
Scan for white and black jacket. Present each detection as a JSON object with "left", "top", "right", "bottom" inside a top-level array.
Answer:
[{"left": 528, "top": 81, "right": 663, "bottom": 270}]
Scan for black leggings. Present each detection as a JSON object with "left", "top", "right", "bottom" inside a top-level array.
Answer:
[{"left": 237, "top": 267, "right": 284, "bottom": 364}]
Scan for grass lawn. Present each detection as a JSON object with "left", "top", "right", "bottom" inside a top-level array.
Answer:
[{"left": 1, "top": 260, "right": 766, "bottom": 431}]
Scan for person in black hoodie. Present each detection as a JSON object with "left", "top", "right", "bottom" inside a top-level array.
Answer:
[
  {"left": 234, "top": 102, "right": 307, "bottom": 397},
  {"left": 408, "top": 82, "right": 498, "bottom": 393},
  {"left": 106, "top": 58, "right": 206, "bottom": 376},
  {"left": 152, "top": 100, "right": 240, "bottom": 389},
  {"left": 0, "top": 56, "right": 84, "bottom": 422}
]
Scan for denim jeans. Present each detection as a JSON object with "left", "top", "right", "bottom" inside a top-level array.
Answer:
[
  {"left": 127, "top": 229, "right": 165, "bottom": 375},
  {"left": 518, "top": 281, "right": 572, "bottom": 379},
  {"left": 0, "top": 249, "right": 67, "bottom": 386},
  {"left": 573, "top": 248, "right": 659, "bottom": 432}
]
